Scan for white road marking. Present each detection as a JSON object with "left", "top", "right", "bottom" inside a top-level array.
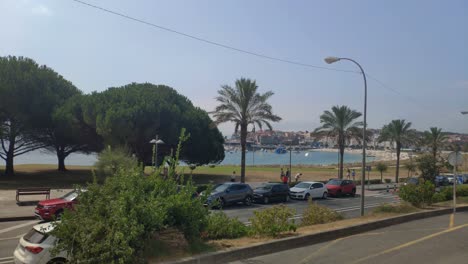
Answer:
[
  {"left": 0, "top": 260, "right": 14, "bottom": 264},
  {"left": 0, "top": 234, "right": 23, "bottom": 241},
  {"left": 0, "top": 220, "right": 38, "bottom": 235},
  {"left": 0, "top": 257, "right": 14, "bottom": 261}
]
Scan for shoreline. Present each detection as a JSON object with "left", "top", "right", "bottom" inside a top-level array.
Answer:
[{"left": 311, "top": 148, "right": 411, "bottom": 162}]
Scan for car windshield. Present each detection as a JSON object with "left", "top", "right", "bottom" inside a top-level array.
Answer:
[
  {"left": 23, "top": 228, "right": 48, "bottom": 244},
  {"left": 295, "top": 182, "right": 311, "bottom": 189},
  {"left": 327, "top": 180, "right": 342, "bottom": 185},
  {"left": 213, "top": 184, "right": 229, "bottom": 192},
  {"left": 61, "top": 190, "right": 79, "bottom": 201}
]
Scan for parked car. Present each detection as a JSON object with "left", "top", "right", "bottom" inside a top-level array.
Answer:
[
  {"left": 205, "top": 183, "right": 253, "bottom": 208},
  {"left": 404, "top": 177, "right": 420, "bottom": 186},
  {"left": 326, "top": 179, "right": 356, "bottom": 197},
  {"left": 253, "top": 183, "right": 289, "bottom": 204},
  {"left": 435, "top": 176, "right": 450, "bottom": 187},
  {"left": 13, "top": 222, "right": 67, "bottom": 264},
  {"left": 289, "top": 181, "right": 327, "bottom": 200},
  {"left": 35, "top": 189, "right": 83, "bottom": 221}
]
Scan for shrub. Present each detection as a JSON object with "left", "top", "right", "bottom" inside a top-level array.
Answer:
[
  {"left": 399, "top": 177, "right": 407, "bottom": 183},
  {"left": 94, "top": 146, "right": 139, "bottom": 177},
  {"left": 398, "top": 180, "right": 435, "bottom": 207},
  {"left": 438, "top": 185, "right": 468, "bottom": 201},
  {"left": 372, "top": 203, "right": 418, "bottom": 214},
  {"left": 249, "top": 205, "right": 297, "bottom": 237},
  {"left": 301, "top": 202, "right": 343, "bottom": 226},
  {"left": 384, "top": 179, "right": 392, "bottom": 184},
  {"left": 432, "top": 192, "right": 448, "bottom": 203},
  {"left": 203, "top": 212, "right": 248, "bottom": 240},
  {"left": 51, "top": 129, "right": 209, "bottom": 263}
]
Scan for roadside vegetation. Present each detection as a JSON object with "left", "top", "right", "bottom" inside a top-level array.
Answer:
[{"left": 372, "top": 203, "right": 418, "bottom": 214}]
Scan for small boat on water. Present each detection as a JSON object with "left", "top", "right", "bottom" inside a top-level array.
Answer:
[{"left": 275, "top": 147, "right": 287, "bottom": 154}]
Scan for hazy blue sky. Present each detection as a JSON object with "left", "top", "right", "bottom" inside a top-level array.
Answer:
[{"left": 1, "top": 0, "right": 467, "bottom": 136}]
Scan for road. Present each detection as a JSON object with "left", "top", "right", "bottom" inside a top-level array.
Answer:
[
  {"left": 232, "top": 212, "right": 468, "bottom": 264},
  {"left": 219, "top": 190, "right": 398, "bottom": 224},
  {"left": 0, "top": 220, "right": 38, "bottom": 264},
  {"left": 0, "top": 190, "right": 397, "bottom": 262}
]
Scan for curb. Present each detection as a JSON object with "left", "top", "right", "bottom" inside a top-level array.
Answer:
[
  {"left": 166, "top": 206, "right": 468, "bottom": 264},
  {"left": 0, "top": 216, "right": 37, "bottom": 222}
]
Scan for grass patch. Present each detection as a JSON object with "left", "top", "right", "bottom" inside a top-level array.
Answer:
[
  {"left": 371, "top": 203, "right": 419, "bottom": 214},
  {"left": 433, "top": 196, "right": 468, "bottom": 207}
]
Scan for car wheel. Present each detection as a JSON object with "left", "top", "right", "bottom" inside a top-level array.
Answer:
[
  {"left": 351, "top": 189, "right": 356, "bottom": 197},
  {"left": 305, "top": 193, "right": 311, "bottom": 201},
  {"left": 263, "top": 196, "right": 269, "bottom": 204},
  {"left": 322, "top": 192, "right": 328, "bottom": 199},
  {"left": 55, "top": 210, "right": 63, "bottom": 220},
  {"left": 47, "top": 258, "right": 67, "bottom": 264},
  {"left": 336, "top": 190, "right": 342, "bottom": 198},
  {"left": 217, "top": 198, "right": 225, "bottom": 208},
  {"left": 244, "top": 196, "right": 252, "bottom": 206}
]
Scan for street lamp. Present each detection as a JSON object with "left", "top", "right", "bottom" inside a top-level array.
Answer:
[
  {"left": 461, "top": 111, "right": 468, "bottom": 115},
  {"left": 325, "top": 56, "right": 368, "bottom": 217},
  {"left": 149, "top": 135, "right": 164, "bottom": 170}
]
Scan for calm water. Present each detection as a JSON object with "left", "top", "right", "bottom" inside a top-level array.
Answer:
[{"left": 13, "top": 149, "right": 372, "bottom": 166}]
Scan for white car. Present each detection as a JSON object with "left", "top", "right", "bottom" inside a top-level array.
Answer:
[
  {"left": 14, "top": 222, "right": 67, "bottom": 264},
  {"left": 289, "top": 181, "right": 327, "bottom": 200}
]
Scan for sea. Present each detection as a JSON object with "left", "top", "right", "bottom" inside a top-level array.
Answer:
[{"left": 13, "top": 149, "right": 373, "bottom": 166}]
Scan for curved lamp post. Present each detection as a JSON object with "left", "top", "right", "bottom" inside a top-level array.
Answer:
[
  {"left": 324, "top": 56, "right": 367, "bottom": 217},
  {"left": 149, "top": 136, "right": 164, "bottom": 170}
]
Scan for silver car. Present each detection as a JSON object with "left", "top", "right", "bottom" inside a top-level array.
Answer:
[{"left": 206, "top": 182, "right": 254, "bottom": 208}]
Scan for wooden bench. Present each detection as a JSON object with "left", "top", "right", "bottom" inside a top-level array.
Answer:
[{"left": 16, "top": 188, "right": 51, "bottom": 202}]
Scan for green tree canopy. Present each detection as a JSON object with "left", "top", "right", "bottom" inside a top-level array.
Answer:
[
  {"left": 422, "top": 127, "right": 447, "bottom": 159},
  {"left": 79, "top": 83, "right": 224, "bottom": 166}
]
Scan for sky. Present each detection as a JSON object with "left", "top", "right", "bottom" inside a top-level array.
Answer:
[{"left": 1, "top": 0, "right": 467, "bottom": 136}]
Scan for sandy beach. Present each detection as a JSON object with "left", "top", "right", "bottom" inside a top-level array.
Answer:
[{"left": 312, "top": 148, "right": 411, "bottom": 162}]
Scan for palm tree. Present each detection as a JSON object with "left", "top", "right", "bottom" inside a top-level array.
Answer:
[
  {"left": 405, "top": 161, "right": 416, "bottom": 177},
  {"left": 314, "top": 106, "right": 363, "bottom": 179},
  {"left": 379, "top": 120, "right": 414, "bottom": 183},
  {"left": 376, "top": 162, "right": 388, "bottom": 183},
  {"left": 423, "top": 127, "right": 447, "bottom": 159},
  {"left": 212, "top": 78, "right": 281, "bottom": 183}
]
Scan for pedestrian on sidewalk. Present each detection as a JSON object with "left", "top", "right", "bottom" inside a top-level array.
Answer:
[
  {"left": 280, "top": 168, "right": 285, "bottom": 181},
  {"left": 231, "top": 171, "right": 236, "bottom": 182},
  {"left": 346, "top": 168, "right": 351, "bottom": 179},
  {"left": 286, "top": 168, "right": 291, "bottom": 183},
  {"left": 351, "top": 169, "right": 356, "bottom": 181}
]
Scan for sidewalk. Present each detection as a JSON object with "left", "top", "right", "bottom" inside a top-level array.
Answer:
[{"left": 0, "top": 189, "right": 72, "bottom": 221}]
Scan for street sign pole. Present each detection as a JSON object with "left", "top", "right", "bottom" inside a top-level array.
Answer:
[{"left": 448, "top": 151, "right": 463, "bottom": 213}]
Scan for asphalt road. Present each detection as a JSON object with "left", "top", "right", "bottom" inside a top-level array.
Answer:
[
  {"left": 232, "top": 212, "right": 468, "bottom": 264},
  {"left": 0, "top": 220, "right": 39, "bottom": 264},
  {"left": 218, "top": 190, "right": 398, "bottom": 224},
  {"left": 0, "top": 190, "right": 397, "bottom": 262}
]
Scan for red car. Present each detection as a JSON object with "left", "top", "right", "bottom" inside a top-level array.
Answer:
[
  {"left": 326, "top": 179, "right": 356, "bottom": 197},
  {"left": 35, "top": 190, "right": 81, "bottom": 221}
]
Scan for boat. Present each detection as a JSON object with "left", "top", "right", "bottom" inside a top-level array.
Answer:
[{"left": 275, "top": 147, "right": 287, "bottom": 154}]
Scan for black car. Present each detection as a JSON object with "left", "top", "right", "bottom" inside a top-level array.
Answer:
[
  {"left": 253, "top": 183, "right": 290, "bottom": 204},
  {"left": 435, "top": 176, "right": 450, "bottom": 187}
]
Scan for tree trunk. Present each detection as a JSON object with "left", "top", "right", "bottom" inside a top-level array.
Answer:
[
  {"left": 396, "top": 142, "right": 401, "bottom": 183},
  {"left": 380, "top": 171, "right": 383, "bottom": 183},
  {"left": 240, "top": 123, "right": 247, "bottom": 183},
  {"left": 339, "top": 137, "right": 345, "bottom": 179},
  {"left": 57, "top": 147, "right": 67, "bottom": 171},
  {"left": 5, "top": 151, "right": 14, "bottom": 177}
]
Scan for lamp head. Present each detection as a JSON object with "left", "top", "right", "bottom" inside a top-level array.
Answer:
[{"left": 324, "top": 56, "right": 340, "bottom": 64}]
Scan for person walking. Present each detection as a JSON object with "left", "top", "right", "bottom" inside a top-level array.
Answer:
[
  {"left": 280, "top": 168, "right": 285, "bottom": 181},
  {"left": 351, "top": 169, "right": 356, "bottom": 181},
  {"left": 231, "top": 171, "right": 236, "bottom": 182},
  {"left": 286, "top": 168, "right": 291, "bottom": 183},
  {"left": 295, "top": 172, "right": 302, "bottom": 183},
  {"left": 346, "top": 168, "right": 351, "bottom": 180}
]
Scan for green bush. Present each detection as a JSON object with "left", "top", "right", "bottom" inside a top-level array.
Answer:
[
  {"left": 432, "top": 192, "right": 448, "bottom": 203},
  {"left": 249, "top": 205, "right": 297, "bottom": 237},
  {"left": 399, "top": 177, "right": 407, "bottom": 183},
  {"left": 438, "top": 185, "right": 468, "bottom": 201},
  {"left": 203, "top": 212, "right": 248, "bottom": 240},
  {"left": 384, "top": 179, "right": 392, "bottom": 184},
  {"left": 94, "top": 146, "right": 139, "bottom": 177},
  {"left": 51, "top": 129, "right": 209, "bottom": 263},
  {"left": 372, "top": 203, "right": 418, "bottom": 214},
  {"left": 398, "top": 180, "right": 435, "bottom": 207},
  {"left": 301, "top": 202, "right": 343, "bottom": 226}
]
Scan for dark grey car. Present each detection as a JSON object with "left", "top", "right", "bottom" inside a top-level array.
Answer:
[{"left": 206, "top": 183, "right": 254, "bottom": 208}]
